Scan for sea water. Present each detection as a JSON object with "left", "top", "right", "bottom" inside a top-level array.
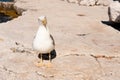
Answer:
[{"left": 0, "top": 0, "right": 13, "bottom": 2}]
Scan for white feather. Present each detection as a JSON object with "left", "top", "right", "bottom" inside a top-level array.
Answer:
[
  {"left": 33, "top": 16, "right": 54, "bottom": 53},
  {"left": 33, "top": 25, "right": 54, "bottom": 53}
]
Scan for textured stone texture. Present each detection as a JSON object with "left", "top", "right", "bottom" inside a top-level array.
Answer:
[
  {"left": 80, "top": 0, "right": 97, "bottom": 6},
  {"left": 64, "top": 0, "right": 113, "bottom": 6},
  {"left": 108, "top": 1, "right": 120, "bottom": 23},
  {"left": 96, "top": 0, "right": 113, "bottom": 6}
]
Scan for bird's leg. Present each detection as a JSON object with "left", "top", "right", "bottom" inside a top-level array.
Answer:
[
  {"left": 35, "top": 53, "right": 44, "bottom": 67},
  {"left": 49, "top": 52, "right": 52, "bottom": 62},
  {"left": 45, "top": 52, "right": 52, "bottom": 68},
  {"left": 39, "top": 53, "right": 43, "bottom": 63}
]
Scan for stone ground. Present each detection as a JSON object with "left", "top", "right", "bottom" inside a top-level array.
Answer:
[{"left": 0, "top": 0, "right": 120, "bottom": 80}]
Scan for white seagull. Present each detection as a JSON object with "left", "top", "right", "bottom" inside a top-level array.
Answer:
[{"left": 33, "top": 16, "right": 55, "bottom": 67}]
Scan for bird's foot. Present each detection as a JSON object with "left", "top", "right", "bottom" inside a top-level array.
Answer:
[
  {"left": 35, "top": 62, "right": 44, "bottom": 67},
  {"left": 45, "top": 62, "right": 52, "bottom": 68}
]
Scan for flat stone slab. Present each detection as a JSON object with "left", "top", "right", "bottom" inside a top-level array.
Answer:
[{"left": 0, "top": 0, "right": 120, "bottom": 80}]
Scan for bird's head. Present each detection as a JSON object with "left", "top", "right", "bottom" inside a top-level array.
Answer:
[{"left": 38, "top": 16, "right": 47, "bottom": 27}]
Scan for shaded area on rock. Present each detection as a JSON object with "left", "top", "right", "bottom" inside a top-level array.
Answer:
[
  {"left": 101, "top": 21, "right": 120, "bottom": 31},
  {"left": 0, "top": 13, "right": 12, "bottom": 23},
  {"left": 115, "top": 15, "right": 120, "bottom": 23},
  {"left": 113, "top": 0, "right": 120, "bottom": 2},
  {"left": 0, "top": 3, "right": 20, "bottom": 23},
  {"left": 38, "top": 49, "right": 57, "bottom": 60}
]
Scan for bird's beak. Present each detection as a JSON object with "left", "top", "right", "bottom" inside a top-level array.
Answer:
[{"left": 42, "top": 18, "right": 47, "bottom": 27}]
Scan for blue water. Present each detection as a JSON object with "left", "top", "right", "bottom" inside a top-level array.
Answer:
[
  {"left": 0, "top": 13, "right": 12, "bottom": 23},
  {"left": 0, "top": 0, "right": 13, "bottom": 2}
]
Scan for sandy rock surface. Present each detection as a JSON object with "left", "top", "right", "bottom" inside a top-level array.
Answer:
[
  {"left": 80, "top": 0, "right": 97, "bottom": 6},
  {"left": 0, "top": 0, "right": 120, "bottom": 80},
  {"left": 96, "top": 0, "right": 113, "bottom": 6},
  {"left": 63, "top": 0, "right": 113, "bottom": 6}
]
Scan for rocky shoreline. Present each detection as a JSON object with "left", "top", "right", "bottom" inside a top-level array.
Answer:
[{"left": 0, "top": 0, "right": 120, "bottom": 80}]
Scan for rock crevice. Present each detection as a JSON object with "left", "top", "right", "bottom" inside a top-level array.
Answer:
[{"left": 0, "top": 1, "right": 25, "bottom": 23}]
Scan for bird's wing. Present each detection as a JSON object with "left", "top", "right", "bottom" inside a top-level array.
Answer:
[{"left": 50, "top": 34, "right": 55, "bottom": 46}]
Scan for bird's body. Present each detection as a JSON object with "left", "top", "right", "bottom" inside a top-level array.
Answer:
[
  {"left": 33, "top": 25, "right": 54, "bottom": 53},
  {"left": 33, "top": 16, "right": 55, "bottom": 67}
]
